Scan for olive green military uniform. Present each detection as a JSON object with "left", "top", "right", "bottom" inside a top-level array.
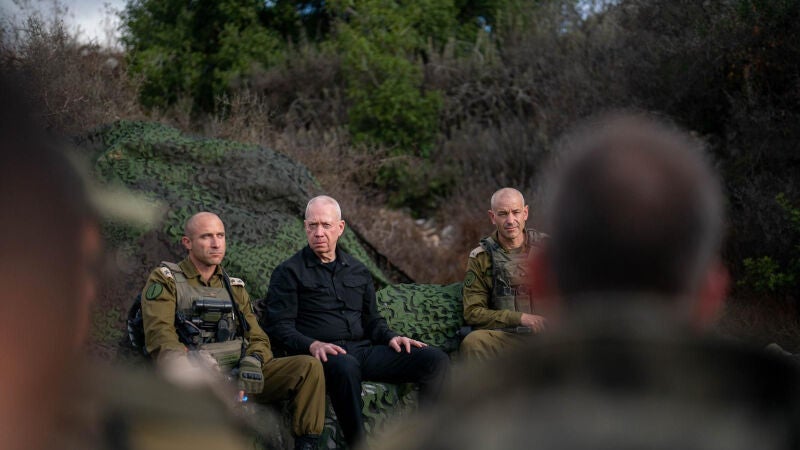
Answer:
[
  {"left": 141, "top": 258, "right": 325, "bottom": 437},
  {"left": 460, "top": 229, "right": 546, "bottom": 362}
]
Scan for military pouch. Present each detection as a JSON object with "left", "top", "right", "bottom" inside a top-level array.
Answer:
[{"left": 200, "top": 339, "right": 243, "bottom": 371}]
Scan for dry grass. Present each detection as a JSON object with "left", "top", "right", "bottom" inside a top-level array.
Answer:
[{"left": 1, "top": 17, "right": 146, "bottom": 134}]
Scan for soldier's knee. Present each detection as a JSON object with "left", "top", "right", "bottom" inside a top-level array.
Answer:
[{"left": 460, "top": 329, "right": 489, "bottom": 352}]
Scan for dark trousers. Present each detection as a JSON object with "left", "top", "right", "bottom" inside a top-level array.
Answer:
[{"left": 322, "top": 340, "right": 450, "bottom": 446}]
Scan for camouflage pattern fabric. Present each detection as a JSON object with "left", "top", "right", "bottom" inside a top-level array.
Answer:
[
  {"left": 376, "top": 283, "right": 465, "bottom": 354},
  {"left": 74, "top": 121, "right": 461, "bottom": 449},
  {"left": 316, "top": 283, "right": 464, "bottom": 449}
]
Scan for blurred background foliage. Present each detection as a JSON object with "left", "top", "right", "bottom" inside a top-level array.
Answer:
[{"left": 1, "top": 0, "right": 799, "bottom": 347}]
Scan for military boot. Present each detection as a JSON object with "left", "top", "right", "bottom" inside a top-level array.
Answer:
[{"left": 294, "top": 434, "right": 319, "bottom": 450}]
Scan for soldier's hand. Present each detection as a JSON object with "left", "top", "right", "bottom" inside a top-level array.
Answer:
[
  {"left": 520, "top": 313, "right": 547, "bottom": 333},
  {"left": 389, "top": 336, "right": 427, "bottom": 353},
  {"left": 237, "top": 355, "right": 264, "bottom": 394},
  {"left": 309, "top": 340, "right": 347, "bottom": 362}
]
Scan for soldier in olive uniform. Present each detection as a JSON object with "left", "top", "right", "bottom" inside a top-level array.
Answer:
[
  {"left": 460, "top": 188, "right": 548, "bottom": 362},
  {"left": 141, "top": 212, "right": 325, "bottom": 450}
]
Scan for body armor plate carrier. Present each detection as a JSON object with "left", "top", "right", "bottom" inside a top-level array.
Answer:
[{"left": 479, "top": 229, "right": 548, "bottom": 314}]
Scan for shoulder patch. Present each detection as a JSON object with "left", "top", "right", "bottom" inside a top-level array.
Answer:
[
  {"left": 145, "top": 282, "right": 163, "bottom": 300},
  {"left": 229, "top": 277, "right": 245, "bottom": 287},
  {"left": 469, "top": 246, "right": 485, "bottom": 258},
  {"left": 464, "top": 271, "right": 477, "bottom": 287},
  {"left": 158, "top": 266, "right": 174, "bottom": 279}
]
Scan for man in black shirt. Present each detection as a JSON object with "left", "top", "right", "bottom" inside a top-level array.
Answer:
[{"left": 261, "top": 195, "right": 449, "bottom": 446}]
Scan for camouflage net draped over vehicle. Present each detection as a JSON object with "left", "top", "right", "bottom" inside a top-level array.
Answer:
[{"left": 76, "top": 120, "right": 460, "bottom": 448}]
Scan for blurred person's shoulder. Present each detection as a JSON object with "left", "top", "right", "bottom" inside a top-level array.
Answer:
[
  {"left": 371, "top": 311, "right": 800, "bottom": 450},
  {"left": 57, "top": 362, "right": 281, "bottom": 450}
]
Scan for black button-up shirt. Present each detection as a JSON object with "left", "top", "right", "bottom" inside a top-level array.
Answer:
[{"left": 263, "top": 246, "right": 397, "bottom": 354}]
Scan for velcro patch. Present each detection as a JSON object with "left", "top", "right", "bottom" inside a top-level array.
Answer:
[
  {"left": 229, "top": 277, "right": 245, "bottom": 287},
  {"left": 158, "top": 266, "right": 173, "bottom": 279},
  {"left": 468, "top": 246, "right": 485, "bottom": 258}
]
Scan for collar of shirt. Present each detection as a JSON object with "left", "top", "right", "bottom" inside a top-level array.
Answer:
[
  {"left": 301, "top": 245, "right": 353, "bottom": 269},
  {"left": 178, "top": 258, "right": 224, "bottom": 285}
]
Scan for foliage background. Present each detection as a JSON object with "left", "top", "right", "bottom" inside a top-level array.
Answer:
[{"left": 1, "top": 0, "right": 799, "bottom": 348}]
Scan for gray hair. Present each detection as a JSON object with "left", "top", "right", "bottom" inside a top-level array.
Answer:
[{"left": 305, "top": 195, "right": 342, "bottom": 220}]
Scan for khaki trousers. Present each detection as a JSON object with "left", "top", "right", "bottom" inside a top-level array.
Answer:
[
  {"left": 254, "top": 355, "right": 326, "bottom": 436},
  {"left": 459, "top": 329, "right": 528, "bottom": 363}
]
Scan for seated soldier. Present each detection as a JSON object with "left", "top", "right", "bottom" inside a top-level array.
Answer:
[
  {"left": 460, "top": 187, "right": 548, "bottom": 362},
  {"left": 141, "top": 212, "right": 325, "bottom": 450}
]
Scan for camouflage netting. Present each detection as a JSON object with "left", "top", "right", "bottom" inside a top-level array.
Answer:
[
  {"left": 74, "top": 121, "right": 461, "bottom": 449},
  {"left": 377, "top": 283, "right": 465, "bottom": 354}
]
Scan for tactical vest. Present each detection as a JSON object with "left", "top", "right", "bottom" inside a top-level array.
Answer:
[
  {"left": 162, "top": 262, "right": 245, "bottom": 371},
  {"left": 480, "top": 229, "right": 547, "bottom": 314}
]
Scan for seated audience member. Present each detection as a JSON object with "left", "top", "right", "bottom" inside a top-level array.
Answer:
[{"left": 261, "top": 195, "right": 450, "bottom": 447}]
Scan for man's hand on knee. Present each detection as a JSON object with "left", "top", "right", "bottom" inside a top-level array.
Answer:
[
  {"left": 389, "top": 336, "right": 427, "bottom": 353},
  {"left": 309, "top": 340, "right": 347, "bottom": 362}
]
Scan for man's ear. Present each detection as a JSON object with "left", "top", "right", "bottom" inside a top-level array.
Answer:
[
  {"left": 528, "top": 245, "right": 562, "bottom": 322},
  {"left": 181, "top": 235, "right": 191, "bottom": 250},
  {"left": 692, "top": 259, "right": 730, "bottom": 330}
]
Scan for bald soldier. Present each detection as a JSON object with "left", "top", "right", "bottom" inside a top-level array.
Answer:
[
  {"left": 460, "top": 188, "right": 548, "bottom": 361},
  {"left": 141, "top": 212, "right": 325, "bottom": 450}
]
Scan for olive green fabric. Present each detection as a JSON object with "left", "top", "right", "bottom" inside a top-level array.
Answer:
[
  {"left": 459, "top": 329, "right": 528, "bottom": 363},
  {"left": 140, "top": 259, "right": 271, "bottom": 364}
]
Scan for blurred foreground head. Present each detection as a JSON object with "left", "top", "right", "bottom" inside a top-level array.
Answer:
[
  {"left": 0, "top": 74, "right": 100, "bottom": 449},
  {"left": 533, "top": 113, "right": 729, "bottom": 326}
]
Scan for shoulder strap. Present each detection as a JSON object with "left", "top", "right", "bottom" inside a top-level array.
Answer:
[
  {"left": 480, "top": 236, "right": 506, "bottom": 303},
  {"left": 221, "top": 267, "right": 250, "bottom": 334},
  {"left": 525, "top": 229, "right": 549, "bottom": 249}
]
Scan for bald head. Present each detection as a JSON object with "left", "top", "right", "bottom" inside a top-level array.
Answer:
[
  {"left": 184, "top": 212, "right": 222, "bottom": 238},
  {"left": 544, "top": 113, "right": 724, "bottom": 298},
  {"left": 491, "top": 188, "right": 525, "bottom": 210}
]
